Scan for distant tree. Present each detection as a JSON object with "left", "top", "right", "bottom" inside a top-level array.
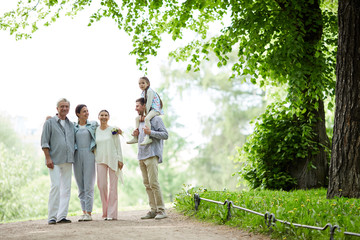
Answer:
[
  {"left": 161, "top": 54, "right": 265, "bottom": 190},
  {"left": 327, "top": 0, "right": 360, "bottom": 198}
]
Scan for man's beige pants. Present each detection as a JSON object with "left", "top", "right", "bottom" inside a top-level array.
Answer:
[{"left": 139, "top": 156, "right": 165, "bottom": 213}]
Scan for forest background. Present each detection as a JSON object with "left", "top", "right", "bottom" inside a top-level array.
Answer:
[{"left": 0, "top": 0, "right": 342, "bottom": 222}]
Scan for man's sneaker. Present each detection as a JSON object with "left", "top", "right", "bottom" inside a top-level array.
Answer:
[
  {"left": 48, "top": 219, "right": 56, "bottom": 225},
  {"left": 83, "top": 214, "right": 92, "bottom": 221},
  {"left": 127, "top": 137, "right": 138, "bottom": 144},
  {"left": 155, "top": 211, "right": 167, "bottom": 220},
  {"left": 140, "top": 211, "right": 156, "bottom": 219},
  {"left": 57, "top": 218, "right": 71, "bottom": 223},
  {"left": 78, "top": 215, "right": 85, "bottom": 222}
]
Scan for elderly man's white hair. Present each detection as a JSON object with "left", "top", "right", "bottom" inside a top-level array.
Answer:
[{"left": 57, "top": 98, "right": 70, "bottom": 107}]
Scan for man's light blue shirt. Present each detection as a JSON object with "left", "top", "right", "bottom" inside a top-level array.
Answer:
[
  {"left": 41, "top": 115, "right": 75, "bottom": 165},
  {"left": 138, "top": 116, "right": 168, "bottom": 163}
]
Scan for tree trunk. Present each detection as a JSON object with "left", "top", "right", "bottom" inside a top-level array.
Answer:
[
  {"left": 327, "top": 0, "right": 360, "bottom": 198},
  {"left": 288, "top": 1, "right": 330, "bottom": 189},
  {"left": 290, "top": 100, "right": 330, "bottom": 189}
]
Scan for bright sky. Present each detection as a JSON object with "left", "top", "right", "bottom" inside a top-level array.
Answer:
[{"left": 0, "top": 2, "right": 211, "bottom": 146}]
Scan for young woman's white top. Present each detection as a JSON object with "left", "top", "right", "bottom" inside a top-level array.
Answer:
[{"left": 95, "top": 126, "right": 123, "bottom": 182}]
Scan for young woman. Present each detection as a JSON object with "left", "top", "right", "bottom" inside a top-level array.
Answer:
[
  {"left": 73, "top": 104, "right": 98, "bottom": 221},
  {"left": 95, "top": 110, "right": 124, "bottom": 220}
]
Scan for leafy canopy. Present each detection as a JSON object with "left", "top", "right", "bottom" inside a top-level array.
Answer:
[{"left": 0, "top": 1, "right": 336, "bottom": 89}]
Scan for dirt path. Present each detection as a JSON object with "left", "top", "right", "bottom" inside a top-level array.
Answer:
[{"left": 0, "top": 209, "right": 270, "bottom": 240}]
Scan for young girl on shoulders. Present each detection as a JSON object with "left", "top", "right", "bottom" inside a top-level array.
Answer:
[{"left": 127, "top": 76, "right": 164, "bottom": 145}]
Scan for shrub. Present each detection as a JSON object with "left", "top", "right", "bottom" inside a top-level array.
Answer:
[{"left": 235, "top": 102, "right": 321, "bottom": 190}]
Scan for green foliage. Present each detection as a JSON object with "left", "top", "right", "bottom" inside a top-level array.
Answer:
[
  {"left": 0, "top": 1, "right": 338, "bottom": 78},
  {"left": 236, "top": 102, "right": 324, "bottom": 190},
  {"left": 0, "top": 116, "right": 42, "bottom": 222},
  {"left": 175, "top": 187, "right": 360, "bottom": 239},
  {"left": 228, "top": 0, "right": 337, "bottom": 191},
  {"left": 0, "top": 143, "right": 31, "bottom": 221}
]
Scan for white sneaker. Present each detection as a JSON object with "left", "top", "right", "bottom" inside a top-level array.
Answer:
[
  {"left": 155, "top": 211, "right": 167, "bottom": 220},
  {"left": 140, "top": 211, "right": 156, "bottom": 219},
  {"left": 83, "top": 214, "right": 92, "bottom": 221},
  {"left": 127, "top": 137, "right": 138, "bottom": 144},
  {"left": 78, "top": 215, "right": 85, "bottom": 222},
  {"left": 140, "top": 136, "right": 152, "bottom": 146}
]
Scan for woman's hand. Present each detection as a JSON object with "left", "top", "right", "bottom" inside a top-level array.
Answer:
[
  {"left": 118, "top": 161, "right": 124, "bottom": 170},
  {"left": 112, "top": 127, "right": 122, "bottom": 135}
]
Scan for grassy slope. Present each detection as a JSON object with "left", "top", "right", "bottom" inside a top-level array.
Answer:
[{"left": 174, "top": 187, "right": 360, "bottom": 240}]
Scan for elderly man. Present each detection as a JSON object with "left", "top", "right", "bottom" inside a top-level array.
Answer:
[
  {"left": 131, "top": 97, "right": 169, "bottom": 220},
  {"left": 41, "top": 98, "right": 75, "bottom": 224}
]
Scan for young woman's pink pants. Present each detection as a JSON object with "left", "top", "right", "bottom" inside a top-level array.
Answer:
[{"left": 97, "top": 163, "right": 118, "bottom": 219}]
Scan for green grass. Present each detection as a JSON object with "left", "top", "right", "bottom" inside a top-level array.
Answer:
[{"left": 174, "top": 186, "right": 360, "bottom": 240}]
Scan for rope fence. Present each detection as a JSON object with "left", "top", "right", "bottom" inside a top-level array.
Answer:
[{"left": 193, "top": 193, "right": 360, "bottom": 240}]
